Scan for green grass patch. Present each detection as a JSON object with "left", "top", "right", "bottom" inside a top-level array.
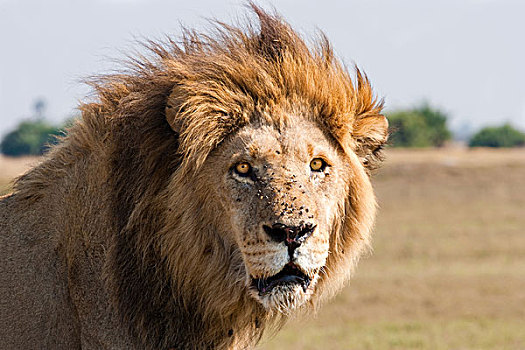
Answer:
[{"left": 260, "top": 318, "right": 525, "bottom": 350}]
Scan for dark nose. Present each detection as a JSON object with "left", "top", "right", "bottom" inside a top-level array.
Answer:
[{"left": 263, "top": 223, "right": 316, "bottom": 257}]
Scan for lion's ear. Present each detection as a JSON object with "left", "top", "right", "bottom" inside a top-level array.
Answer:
[
  {"left": 165, "top": 88, "right": 185, "bottom": 133},
  {"left": 352, "top": 114, "right": 389, "bottom": 169}
]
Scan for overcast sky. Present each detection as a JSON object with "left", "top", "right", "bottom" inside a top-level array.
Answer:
[{"left": 1, "top": 0, "right": 524, "bottom": 137}]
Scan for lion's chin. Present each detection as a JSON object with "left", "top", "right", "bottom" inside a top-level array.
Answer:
[{"left": 249, "top": 263, "right": 319, "bottom": 313}]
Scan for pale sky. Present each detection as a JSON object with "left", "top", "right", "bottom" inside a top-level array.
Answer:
[{"left": 1, "top": 0, "right": 524, "bottom": 137}]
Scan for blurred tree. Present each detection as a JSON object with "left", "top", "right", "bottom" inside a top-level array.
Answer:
[
  {"left": 0, "top": 120, "right": 62, "bottom": 156},
  {"left": 387, "top": 103, "right": 451, "bottom": 147},
  {"left": 469, "top": 124, "right": 525, "bottom": 148},
  {"left": 33, "top": 98, "right": 46, "bottom": 120}
]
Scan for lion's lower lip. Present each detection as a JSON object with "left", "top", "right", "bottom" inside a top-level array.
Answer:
[{"left": 251, "top": 263, "right": 311, "bottom": 295}]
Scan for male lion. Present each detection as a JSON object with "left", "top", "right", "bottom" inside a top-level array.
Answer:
[{"left": 0, "top": 5, "right": 388, "bottom": 350}]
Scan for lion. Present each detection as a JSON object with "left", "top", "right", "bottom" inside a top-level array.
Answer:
[{"left": 0, "top": 5, "right": 388, "bottom": 350}]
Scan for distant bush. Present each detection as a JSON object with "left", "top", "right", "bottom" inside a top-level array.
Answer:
[
  {"left": 469, "top": 124, "right": 525, "bottom": 148},
  {"left": 1, "top": 120, "right": 63, "bottom": 156},
  {"left": 388, "top": 104, "right": 451, "bottom": 147}
]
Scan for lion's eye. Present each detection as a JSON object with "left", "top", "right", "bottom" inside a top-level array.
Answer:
[
  {"left": 310, "top": 158, "right": 326, "bottom": 172},
  {"left": 234, "top": 162, "right": 252, "bottom": 177}
]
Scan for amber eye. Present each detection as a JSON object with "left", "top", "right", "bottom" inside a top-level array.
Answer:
[
  {"left": 310, "top": 158, "right": 326, "bottom": 172},
  {"left": 234, "top": 162, "right": 252, "bottom": 177}
]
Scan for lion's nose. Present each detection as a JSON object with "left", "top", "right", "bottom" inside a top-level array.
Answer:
[{"left": 263, "top": 223, "right": 316, "bottom": 255}]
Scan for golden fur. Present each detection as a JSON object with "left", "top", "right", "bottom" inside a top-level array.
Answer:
[{"left": 0, "top": 5, "right": 387, "bottom": 349}]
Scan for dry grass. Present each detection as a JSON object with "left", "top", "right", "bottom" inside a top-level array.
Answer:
[
  {"left": 260, "top": 147, "right": 525, "bottom": 350},
  {"left": 1, "top": 148, "right": 524, "bottom": 349},
  {"left": 0, "top": 155, "right": 41, "bottom": 196}
]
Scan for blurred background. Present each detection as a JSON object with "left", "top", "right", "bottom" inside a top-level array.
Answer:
[{"left": 1, "top": 0, "right": 524, "bottom": 349}]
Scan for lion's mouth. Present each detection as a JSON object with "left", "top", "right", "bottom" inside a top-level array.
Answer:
[{"left": 251, "top": 262, "right": 311, "bottom": 295}]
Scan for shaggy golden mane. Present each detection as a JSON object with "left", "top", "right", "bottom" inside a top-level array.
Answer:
[{"left": 85, "top": 4, "right": 384, "bottom": 174}]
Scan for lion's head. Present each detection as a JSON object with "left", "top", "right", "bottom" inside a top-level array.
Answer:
[
  {"left": 202, "top": 119, "right": 353, "bottom": 311},
  {"left": 154, "top": 6, "right": 389, "bottom": 315},
  {"left": 77, "top": 4, "right": 388, "bottom": 348}
]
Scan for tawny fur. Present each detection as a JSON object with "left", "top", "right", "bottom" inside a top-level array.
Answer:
[{"left": 0, "top": 5, "right": 388, "bottom": 349}]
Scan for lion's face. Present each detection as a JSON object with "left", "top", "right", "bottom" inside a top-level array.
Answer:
[{"left": 202, "top": 116, "right": 350, "bottom": 311}]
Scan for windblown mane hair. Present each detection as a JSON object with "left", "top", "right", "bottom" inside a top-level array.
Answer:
[
  {"left": 9, "top": 4, "right": 385, "bottom": 349},
  {"left": 86, "top": 4, "right": 384, "bottom": 174}
]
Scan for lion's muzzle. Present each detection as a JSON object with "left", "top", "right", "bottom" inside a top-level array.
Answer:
[
  {"left": 262, "top": 222, "right": 316, "bottom": 260},
  {"left": 247, "top": 222, "right": 321, "bottom": 307}
]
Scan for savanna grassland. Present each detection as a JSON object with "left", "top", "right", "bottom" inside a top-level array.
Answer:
[
  {"left": 1, "top": 149, "right": 524, "bottom": 349},
  {"left": 0, "top": 155, "right": 41, "bottom": 196}
]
